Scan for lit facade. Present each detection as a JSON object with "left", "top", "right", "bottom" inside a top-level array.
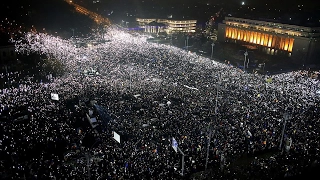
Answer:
[
  {"left": 225, "top": 27, "right": 295, "bottom": 52},
  {"left": 218, "top": 17, "right": 320, "bottom": 64},
  {"left": 136, "top": 18, "right": 197, "bottom": 34}
]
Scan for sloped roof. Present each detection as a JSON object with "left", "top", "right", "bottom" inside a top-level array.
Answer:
[{"left": 147, "top": 21, "right": 166, "bottom": 26}]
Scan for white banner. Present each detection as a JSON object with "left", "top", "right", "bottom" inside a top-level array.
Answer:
[
  {"left": 172, "top": 137, "right": 178, "bottom": 153},
  {"left": 183, "top": 85, "right": 199, "bottom": 91},
  {"left": 90, "top": 117, "right": 97, "bottom": 123},
  {"left": 90, "top": 117, "right": 97, "bottom": 128},
  {"left": 89, "top": 110, "right": 93, "bottom": 116},
  {"left": 113, "top": 131, "right": 121, "bottom": 143},
  {"left": 51, "top": 93, "right": 59, "bottom": 101}
]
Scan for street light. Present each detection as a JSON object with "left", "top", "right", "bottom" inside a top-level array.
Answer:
[
  {"left": 178, "top": 147, "right": 185, "bottom": 176},
  {"left": 214, "top": 77, "right": 220, "bottom": 115},
  {"left": 128, "top": 64, "right": 135, "bottom": 92},
  {"left": 86, "top": 139, "right": 100, "bottom": 180},
  {"left": 205, "top": 74, "right": 220, "bottom": 170},
  {"left": 244, "top": 50, "right": 248, "bottom": 72},
  {"left": 128, "top": 68, "right": 132, "bottom": 92},
  {"left": 3, "top": 65, "right": 10, "bottom": 88},
  {"left": 211, "top": 42, "right": 215, "bottom": 59},
  {"left": 279, "top": 111, "right": 291, "bottom": 151},
  {"left": 186, "top": 36, "right": 189, "bottom": 51},
  {"left": 130, "top": 71, "right": 132, "bottom": 91},
  {"left": 205, "top": 127, "right": 213, "bottom": 170}
]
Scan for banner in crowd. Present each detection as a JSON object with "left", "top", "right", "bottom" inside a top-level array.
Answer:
[
  {"left": 89, "top": 109, "right": 93, "bottom": 116},
  {"left": 134, "top": 94, "right": 141, "bottom": 98},
  {"left": 266, "top": 78, "right": 272, "bottom": 83},
  {"left": 90, "top": 117, "right": 97, "bottom": 127},
  {"left": 86, "top": 113, "right": 98, "bottom": 128},
  {"left": 183, "top": 85, "right": 199, "bottom": 91},
  {"left": 51, "top": 93, "right": 59, "bottom": 101},
  {"left": 113, "top": 131, "right": 121, "bottom": 143},
  {"left": 172, "top": 137, "right": 178, "bottom": 153}
]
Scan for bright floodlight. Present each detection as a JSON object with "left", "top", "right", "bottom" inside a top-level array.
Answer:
[{"left": 241, "top": 2, "right": 245, "bottom": 5}]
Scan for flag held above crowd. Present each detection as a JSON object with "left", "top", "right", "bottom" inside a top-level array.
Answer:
[
  {"left": 113, "top": 131, "right": 121, "bottom": 143},
  {"left": 50, "top": 93, "right": 59, "bottom": 101},
  {"left": 172, "top": 137, "right": 178, "bottom": 153}
]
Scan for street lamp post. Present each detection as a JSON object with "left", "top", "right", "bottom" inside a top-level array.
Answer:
[
  {"left": 211, "top": 43, "right": 215, "bottom": 59},
  {"left": 129, "top": 67, "right": 132, "bottom": 92},
  {"left": 129, "top": 71, "right": 132, "bottom": 92},
  {"left": 279, "top": 111, "right": 291, "bottom": 151},
  {"left": 3, "top": 65, "right": 11, "bottom": 88},
  {"left": 86, "top": 152, "right": 91, "bottom": 180},
  {"left": 205, "top": 75, "right": 220, "bottom": 170},
  {"left": 244, "top": 50, "right": 248, "bottom": 72},
  {"left": 205, "top": 128, "right": 212, "bottom": 170},
  {"left": 178, "top": 147, "right": 185, "bottom": 176},
  {"left": 186, "top": 36, "right": 189, "bottom": 51}
]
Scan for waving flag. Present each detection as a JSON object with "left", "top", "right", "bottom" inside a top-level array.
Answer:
[{"left": 172, "top": 137, "right": 178, "bottom": 153}]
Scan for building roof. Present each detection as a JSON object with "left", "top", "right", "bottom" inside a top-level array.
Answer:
[{"left": 147, "top": 21, "right": 166, "bottom": 27}]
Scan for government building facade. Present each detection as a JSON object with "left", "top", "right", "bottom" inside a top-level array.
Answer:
[
  {"left": 136, "top": 18, "right": 197, "bottom": 34},
  {"left": 218, "top": 17, "right": 320, "bottom": 64}
]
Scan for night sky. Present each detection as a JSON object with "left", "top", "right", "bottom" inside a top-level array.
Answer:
[{"left": 1, "top": 0, "right": 320, "bottom": 40}]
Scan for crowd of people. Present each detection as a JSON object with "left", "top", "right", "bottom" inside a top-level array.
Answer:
[{"left": 0, "top": 25, "right": 319, "bottom": 179}]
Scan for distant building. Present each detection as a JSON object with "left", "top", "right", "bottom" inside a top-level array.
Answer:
[
  {"left": 136, "top": 18, "right": 197, "bottom": 34},
  {"left": 144, "top": 21, "right": 166, "bottom": 34},
  {"left": 218, "top": 17, "right": 320, "bottom": 64}
]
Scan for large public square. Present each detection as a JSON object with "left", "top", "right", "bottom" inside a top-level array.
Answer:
[{"left": 0, "top": 25, "right": 320, "bottom": 179}]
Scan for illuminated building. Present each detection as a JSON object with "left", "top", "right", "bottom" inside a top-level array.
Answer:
[
  {"left": 136, "top": 18, "right": 197, "bottom": 34},
  {"left": 218, "top": 17, "right": 320, "bottom": 64},
  {"left": 144, "top": 21, "right": 166, "bottom": 34}
]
